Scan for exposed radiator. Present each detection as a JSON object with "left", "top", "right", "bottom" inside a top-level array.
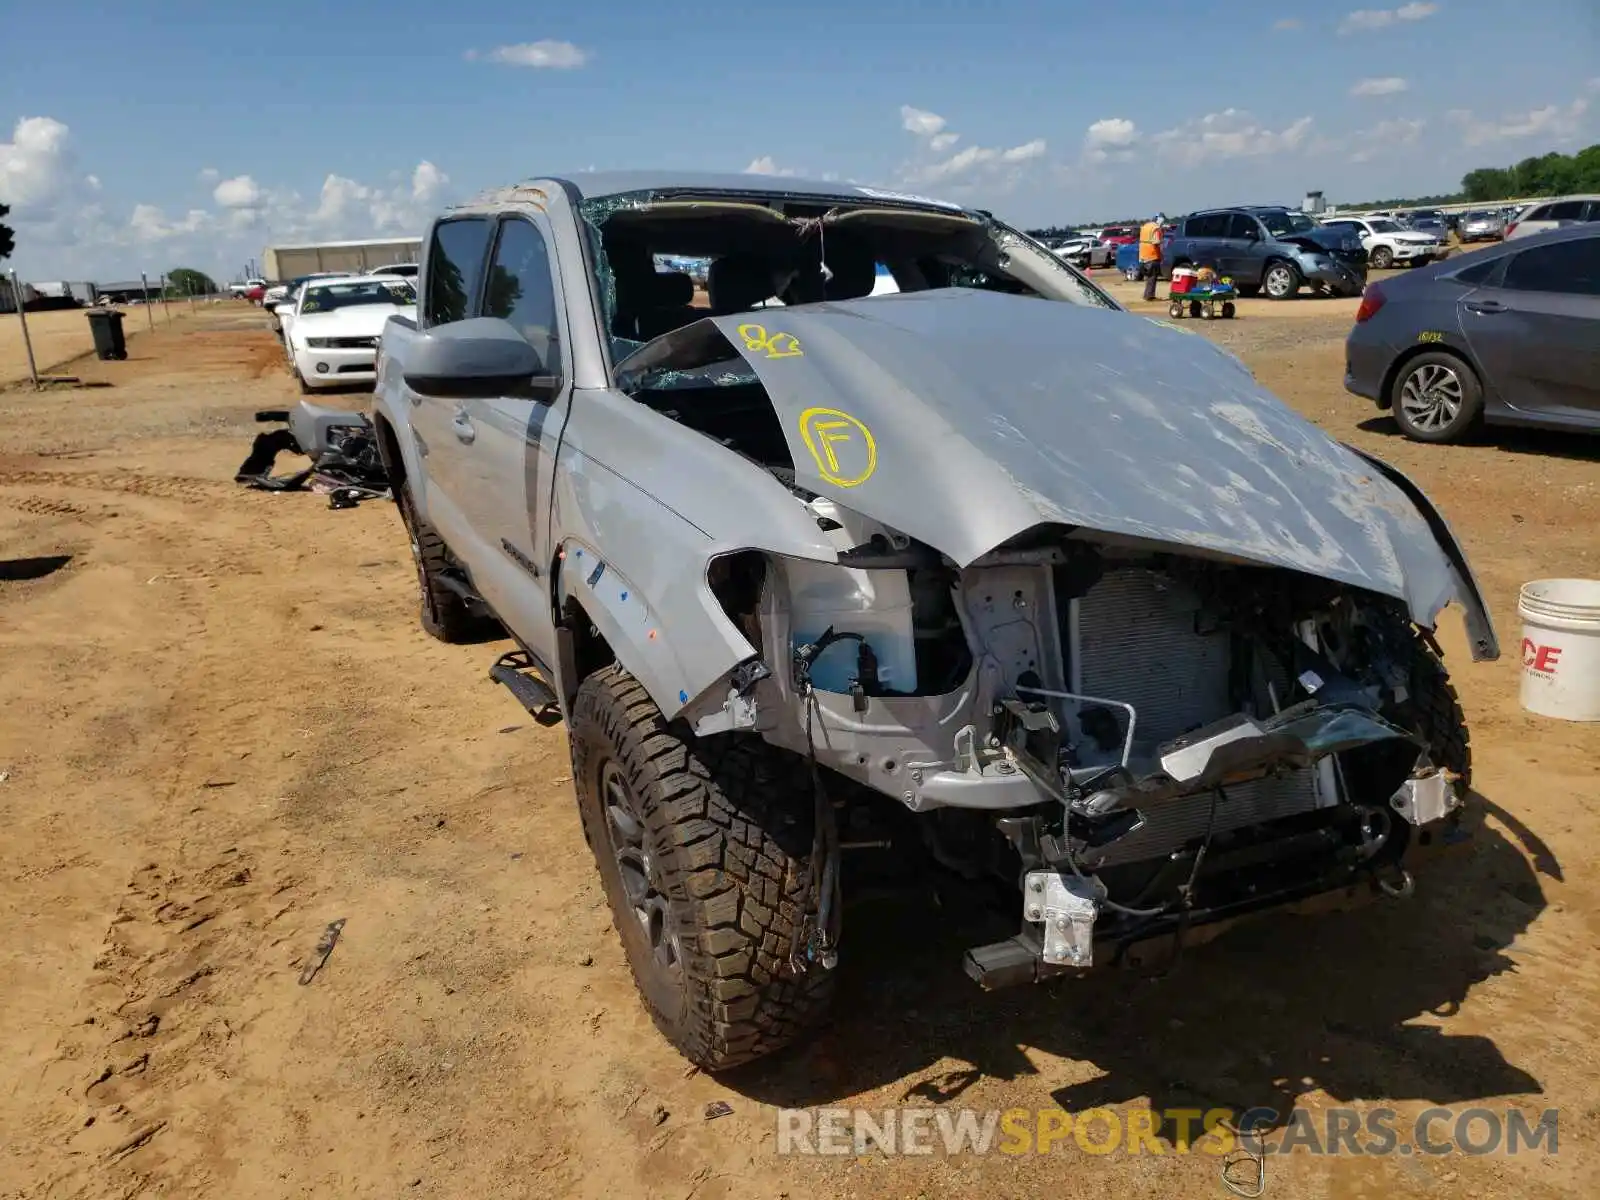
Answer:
[
  {"left": 1073, "top": 568, "right": 1321, "bottom": 867},
  {"left": 1076, "top": 568, "right": 1231, "bottom": 746}
]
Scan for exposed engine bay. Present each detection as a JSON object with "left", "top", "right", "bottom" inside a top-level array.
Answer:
[{"left": 697, "top": 501, "right": 1470, "bottom": 985}]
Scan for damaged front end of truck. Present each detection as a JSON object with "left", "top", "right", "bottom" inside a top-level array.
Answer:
[{"left": 611, "top": 284, "right": 1497, "bottom": 988}]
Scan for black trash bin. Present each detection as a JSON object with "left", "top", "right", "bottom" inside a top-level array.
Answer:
[{"left": 87, "top": 308, "right": 127, "bottom": 361}]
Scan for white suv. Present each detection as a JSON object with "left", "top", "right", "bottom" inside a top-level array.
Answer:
[
  {"left": 1320, "top": 216, "right": 1442, "bottom": 270},
  {"left": 1505, "top": 196, "right": 1600, "bottom": 240}
]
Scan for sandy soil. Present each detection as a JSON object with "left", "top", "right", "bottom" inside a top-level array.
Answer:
[
  {"left": 2, "top": 303, "right": 1597, "bottom": 1200},
  {"left": 0, "top": 300, "right": 218, "bottom": 387}
]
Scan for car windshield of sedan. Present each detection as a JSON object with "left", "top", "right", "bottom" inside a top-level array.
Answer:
[
  {"left": 1260, "top": 211, "right": 1316, "bottom": 236},
  {"left": 300, "top": 280, "right": 415, "bottom": 313}
]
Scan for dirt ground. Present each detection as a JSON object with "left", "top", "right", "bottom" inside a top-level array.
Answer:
[
  {"left": 2, "top": 297, "right": 1597, "bottom": 1200},
  {"left": 0, "top": 301, "right": 208, "bottom": 387}
]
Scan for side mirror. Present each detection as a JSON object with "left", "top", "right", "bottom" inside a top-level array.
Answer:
[{"left": 403, "top": 317, "right": 558, "bottom": 401}]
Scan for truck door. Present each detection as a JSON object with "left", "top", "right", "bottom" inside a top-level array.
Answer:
[
  {"left": 454, "top": 212, "right": 574, "bottom": 669},
  {"left": 401, "top": 216, "right": 496, "bottom": 554}
]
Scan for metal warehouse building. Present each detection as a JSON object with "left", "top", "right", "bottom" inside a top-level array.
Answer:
[{"left": 262, "top": 237, "right": 422, "bottom": 281}]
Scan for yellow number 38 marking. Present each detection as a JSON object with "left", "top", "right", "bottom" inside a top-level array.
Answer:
[{"left": 737, "top": 323, "right": 803, "bottom": 359}]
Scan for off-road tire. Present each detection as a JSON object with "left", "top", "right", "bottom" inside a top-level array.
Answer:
[
  {"left": 1370, "top": 245, "right": 1395, "bottom": 270},
  {"left": 571, "top": 666, "right": 837, "bottom": 1070},
  {"left": 1262, "top": 260, "right": 1302, "bottom": 299},
  {"left": 1396, "top": 636, "right": 1472, "bottom": 793},
  {"left": 395, "top": 482, "right": 477, "bottom": 642}
]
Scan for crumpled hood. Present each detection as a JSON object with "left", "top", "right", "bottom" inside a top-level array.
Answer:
[
  {"left": 1297, "top": 226, "right": 1363, "bottom": 253},
  {"left": 618, "top": 289, "right": 1488, "bottom": 640}
]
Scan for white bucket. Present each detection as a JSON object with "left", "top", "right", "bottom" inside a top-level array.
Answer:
[{"left": 1517, "top": 578, "right": 1600, "bottom": 722}]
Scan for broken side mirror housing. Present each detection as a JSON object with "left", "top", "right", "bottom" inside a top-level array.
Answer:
[{"left": 404, "top": 316, "right": 558, "bottom": 401}]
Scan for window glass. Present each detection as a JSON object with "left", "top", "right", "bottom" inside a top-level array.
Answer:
[
  {"left": 299, "top": 279, "right": 414, "bottom": 313},
  {"left": 1583, "top": 201, "right": 1600, "bottom": 222},
  {"left": 1502, "top": 238, "right": 1600, "bottom": 296},
  {"left": 1227, "top": 213, "right": 1260, "bottom": 239},
  {"left": 1452, "top": 258, "right": 1500, "bottom": 286},
  {"left": 424, "top": 218, "right": 491, "bottom": 327},
  {"left": 1258, "top": 210, "right": 1315, "bottom": 236},
  {"left": 1185, "top": 213, "right": 1226, "bottom": 238},
  {"left": 484, "top": 218, "right": 563, "bottom": 373},
  {"left": 1546, "top": 201, "right": 1585, "bottom": 221}
]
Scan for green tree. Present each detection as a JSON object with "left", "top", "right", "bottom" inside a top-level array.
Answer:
[
  {"left": 1461, "top": 167, "right": 1514, "bottom": 202},
  {"left": 167, "top": 267, "right": 218, "bottom": 296},
  {"left": 0, "top": 202, "right": 14, "bottom": 262}
]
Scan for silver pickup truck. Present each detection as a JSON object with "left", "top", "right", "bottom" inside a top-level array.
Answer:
[{"left": 372, "top": 171, "right": 1498, "bottom": 1071}]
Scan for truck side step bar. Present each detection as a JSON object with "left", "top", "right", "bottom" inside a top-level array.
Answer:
[{"left": 488, "top": 650, "right": 564, "bottom": 727}]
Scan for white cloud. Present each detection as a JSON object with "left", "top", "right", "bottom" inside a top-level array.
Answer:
[
  {"left": 84, "top": 174, "right": 101, "bottom": 190},
  {"left": 1347, "top": 117, "right": 1428, "bottom": 162},
  {"left": 1001, "top": 139, "right": 1047, "bottom": 163},
  {"left": 743, "top": 155, "right": 799, "bottom": 176},
  {"left": 129, "top": 204, "right": 212, "bottom": 243},
  {"left": 1351, "top": 76, "right": 1409, "bottom": 97},
  {"left": 929, "top": 131, "right": 959, "bottom": 152},
  {"left": 198, "top": 166, "right": 219, "bottom": 182},
  {"left": 900, "top": 105, "right": 947, "bottom": 138},
  {"left": 1340, "top": 3, "right": 1438, "bottom": 34},
  {"left": 474, "top": 40, "right": 589, "bottom": 69},
  {"left": 212, "top": 174, "right": 263, "bottom": 209},
  {"left": 908, "top": 139, "right": 1048, "bottom": 183},
  {"left": 0, "top": 115, "right": 76, "bottom": 215},
  {"left": 1449, "top": 94, "right": 1593, "bottom": 147},
  {"left": 1085, "top": 118, "right": 1138, "bottom": 149},
  {"left": 1152, "top": 109, "right": 1314, "bottom": 166}
]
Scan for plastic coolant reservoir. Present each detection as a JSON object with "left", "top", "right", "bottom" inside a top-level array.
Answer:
[{"left": 787, "top": 499, "right": 918, "bottom": 694}]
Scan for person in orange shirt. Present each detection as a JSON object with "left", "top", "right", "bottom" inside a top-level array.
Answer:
[{"left": 1139, "top": 212, "right": 1166, "bottom": 301}]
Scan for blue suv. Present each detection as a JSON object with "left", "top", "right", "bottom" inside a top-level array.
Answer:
[{"left": 1161, "top": 206, "right": 1368, "bottom": 299}]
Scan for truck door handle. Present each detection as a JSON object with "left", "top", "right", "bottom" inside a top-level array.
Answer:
[
  {"left": 451, "top": 412, "right": 476, "bottom": 444},
  {"left": 1464, "top": 300, "right": 1505, "bottom": 314}
]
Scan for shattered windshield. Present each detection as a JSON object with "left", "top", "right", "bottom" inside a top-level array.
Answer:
[
  {"left": 580, "top": 189, "right": 1117, "bottom": 366},
  {"left": 1259, "top": 211, "right": 1316, "bottom": 237}
]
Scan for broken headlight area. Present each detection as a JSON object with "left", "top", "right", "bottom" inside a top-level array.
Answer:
[
  {"left": 707, "top": 527, "right": 1473, "bottom": 987},
  {"left": 235, "top": 405, "right": 390, "bottom": 508}
]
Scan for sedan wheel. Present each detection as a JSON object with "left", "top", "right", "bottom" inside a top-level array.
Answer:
[
  {"left": 1391, "top": 352, "right": 1484, "bottom": 443},
  {"left": 1370, "top": 246, "right": 1394, "bottom": 269}
]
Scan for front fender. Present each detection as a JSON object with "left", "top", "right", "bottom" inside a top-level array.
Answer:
[{"left": 1345, "top": 445, "right": 1500, "bottom": 661}]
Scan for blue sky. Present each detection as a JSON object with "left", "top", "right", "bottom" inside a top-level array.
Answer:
[{"left": 2, "top": 0, "right": 1597, "bottom": 281}]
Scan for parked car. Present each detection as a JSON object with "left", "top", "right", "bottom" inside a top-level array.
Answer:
[
  {"left": 1098, "top": 224, "right": 1139, "bottom": 248},
  {"left": 372, "top": 169, "right": 1493, "bottom": 1071},
  {"left": 1504, "top": 195, "right": 1600, "bottom": 240},
  {"left": 286, "top": 275, "right": 417, "bottom": 392},
  {"left": 1052, "top": 233, "right": 1115, "bottom": 269},
  {"left": 1321, "top": 215, "right": 1444, "bottom": 270},
  {"left": 266, "top": 272, "right": 350, "bottom": 324},
  {"left": 1345, "top": 224, "right": 1600, "bottom": 442},
  {"left": 1457, "top": 211, "right": 1506, "bottom": 243},
  {"left": 1162, "top": 206, "right": 1367, "bottom": 298}
]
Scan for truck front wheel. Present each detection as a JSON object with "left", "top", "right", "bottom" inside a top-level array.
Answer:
[{"left": 571, "top": 665, "right": 836, "bottom": 1070}]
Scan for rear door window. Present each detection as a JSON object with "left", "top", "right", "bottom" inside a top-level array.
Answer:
[
  {"left": 1184, "top": 213, "right": 1227, "bottom": 238},
  {"left": 423, "top": 217, "right": 492, "bottom": 327},
  {"left": 1501, "top": 238, "right": 1600, "bottom": 296},
  {"left": 1545, "top": 201, "right": 1585, "bottom": 222}
]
